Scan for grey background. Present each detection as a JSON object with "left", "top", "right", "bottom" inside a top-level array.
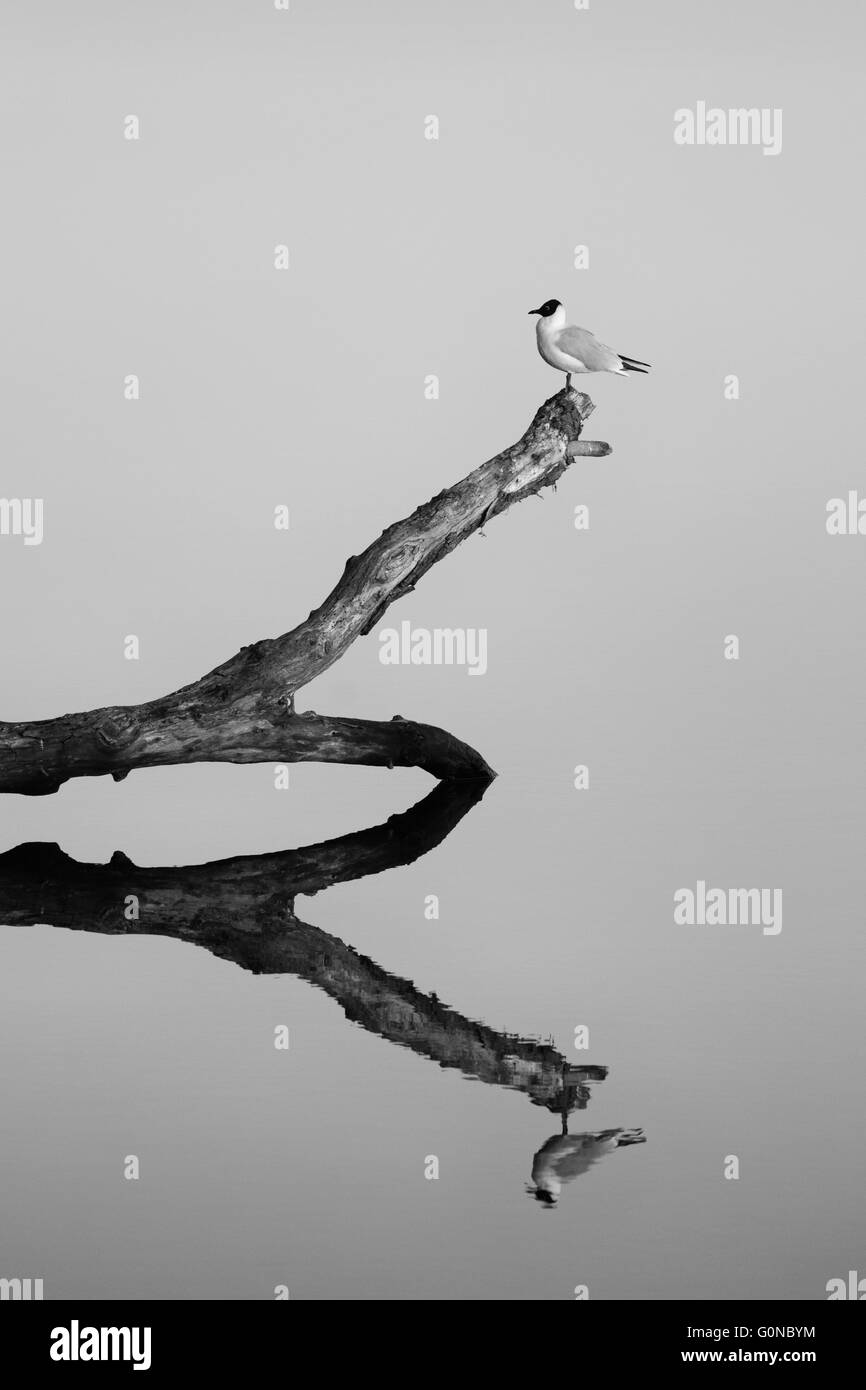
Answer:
[{"left": 1, "top": 0, "right": 864, "bottom": 1298}]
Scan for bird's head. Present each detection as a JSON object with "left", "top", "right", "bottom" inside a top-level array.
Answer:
[
  {"left": 525, "top": 1184, "right": 559, "bottom": 1207},
  {"left": 528, "top": 299, "right": 562, "bottom": 318}
]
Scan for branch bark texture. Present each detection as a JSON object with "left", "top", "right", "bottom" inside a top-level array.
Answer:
[{"left": 0, "top": 388, "right": 607, "bottom": 794}]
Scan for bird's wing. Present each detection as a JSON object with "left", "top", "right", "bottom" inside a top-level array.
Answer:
[
  {"left": 549, "top": 1139, "right": 599, "bottom": 1181},
  {"left": 555, "top": 325, "right": 621, "bottom": 371},
  {"left": 551, "top": 1129, "right": 644, "bottom": 1173}
]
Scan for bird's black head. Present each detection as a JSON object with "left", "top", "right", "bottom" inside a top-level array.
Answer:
[
  {"left": 532, "top": 1188, "right": 558, "bottom": 1206},
  {"left": 528, "top": 299, "right": 561, "bottom": 318}
]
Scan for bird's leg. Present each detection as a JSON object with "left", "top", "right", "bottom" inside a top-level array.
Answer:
[{"left": 565, "top": 373, "right": 572, "bottom": 393}]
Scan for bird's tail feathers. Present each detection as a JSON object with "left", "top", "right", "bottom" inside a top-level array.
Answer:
[{"left": 620, "top": 354, "right": 651, "bottom": 373}]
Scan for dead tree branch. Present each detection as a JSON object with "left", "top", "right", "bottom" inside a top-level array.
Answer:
[{"left": 0, "top": 388, "right": 607, "bottom": 794}]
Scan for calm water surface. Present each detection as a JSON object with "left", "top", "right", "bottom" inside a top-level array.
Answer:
[{"left": 1, "top": 728, "right": 862, "bottom": 1299}]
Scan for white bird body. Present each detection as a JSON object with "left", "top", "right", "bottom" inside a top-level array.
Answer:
[
  {"left": 529, "top": 299, "right": 650, "bottom": 381},
  {"left": 529, "top": 1126, "right": 646, "bottom": 1204}
]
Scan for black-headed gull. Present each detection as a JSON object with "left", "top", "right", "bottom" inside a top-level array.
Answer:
[
  {"left": 529, "top": 299, "right": 650, "bottom": 389},
  {"left": 529, "top": 1126, "right": 646, "bottom": 1205}
]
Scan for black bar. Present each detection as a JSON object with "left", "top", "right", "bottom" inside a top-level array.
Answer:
[{"left": 2, "top": 1299, "right": 860, "bottom": 1374}]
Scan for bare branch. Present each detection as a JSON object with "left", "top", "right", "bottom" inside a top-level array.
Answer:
[{"left": 0, "top": 388, "right": 606, "bottom": 794}]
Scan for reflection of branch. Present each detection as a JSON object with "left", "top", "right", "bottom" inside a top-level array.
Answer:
[
  {"left": 0, "top": 779, "right": 489, "bottom": 930},
  {"left": 0, "top": 389, "right": 601, "bottom": 794},
  {"left": 0, "top": 780, "right": 599, "bottom": 1111}
]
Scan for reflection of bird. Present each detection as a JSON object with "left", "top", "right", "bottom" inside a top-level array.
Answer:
[
  {"left": 528, "top": 1127, "right": 646, "bottom": 1206},
  {"left": 529, "top": 299, "right": 651, "bottom": 391}
]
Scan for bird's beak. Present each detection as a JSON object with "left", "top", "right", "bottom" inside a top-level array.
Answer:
[{"left": 528, "top": 307, "right": 541, "bottom": 315}]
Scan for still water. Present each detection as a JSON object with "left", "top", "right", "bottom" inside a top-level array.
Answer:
[{"left": 1, "top": 726, "right": 862, "bottom": 1300}]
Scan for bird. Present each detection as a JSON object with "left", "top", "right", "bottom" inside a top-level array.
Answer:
[
  {"left": 529, "top": 299, "right": 651, "bottom": 391},
  {"left": 528, "top": 1127, "right": 646, "bottom": 1206}
]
